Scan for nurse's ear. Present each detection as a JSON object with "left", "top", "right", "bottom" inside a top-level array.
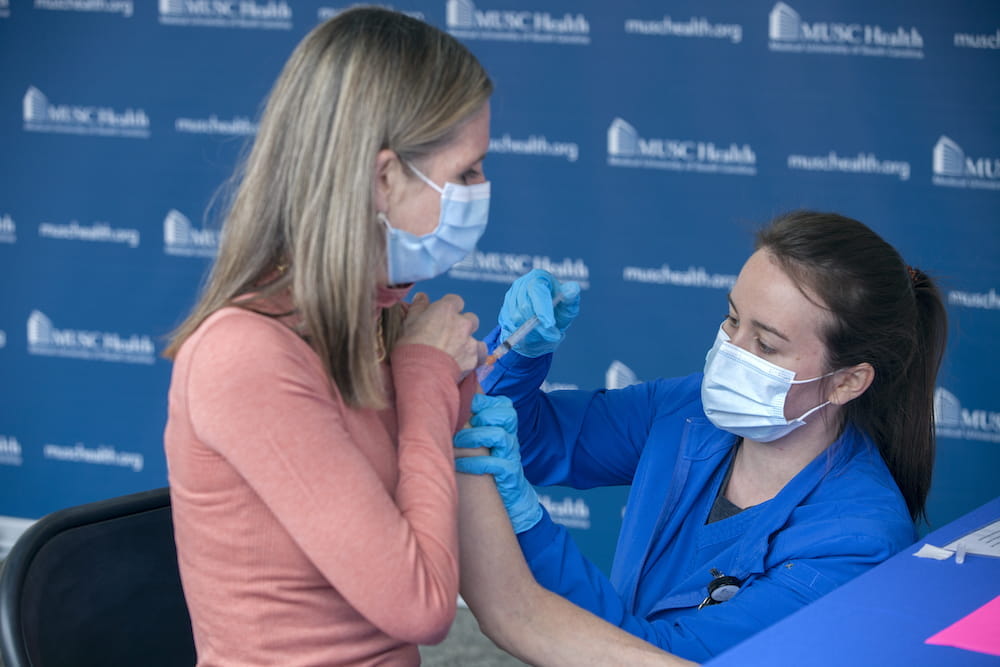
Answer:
[{"left": 827, "top": 362, "right": 875, "bottom": 406}]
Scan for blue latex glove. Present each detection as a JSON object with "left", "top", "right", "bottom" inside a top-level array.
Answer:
[
  {"left": 498, "top": 269, "right": 581, "bottom": 358},
  {"left": 454, "top": 394, "right": 543, "bottom": 534}
]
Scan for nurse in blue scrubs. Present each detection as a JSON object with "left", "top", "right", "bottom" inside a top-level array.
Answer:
[{"left": 455, "top": 210, "right": 948, "bottom": 663}]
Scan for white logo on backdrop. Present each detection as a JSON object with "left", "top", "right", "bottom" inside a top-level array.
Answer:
[
  {"left": 318, "top": 6, "right": 423, "bottom": 21},
  {"left": 541, "top": 380, "right": 579, "bottom": 392},
  {"left": 787, "top": 149, "right": 910, "bottom": 181},
  {"left": 43, "top": 441, "right": 144, "bottom": 472},
  {"left": 539, "top": 494, "right": 591, "bottom": 529},
  {"left": 0, "top": 214, "right": 15, "bottom": 243},
  {"left": 622, "top": 264, "right": 737, "bottom": 289},
  {"left": 449, "top": 250, "right": 591, "bottom": 288},
  {"left": 606, "top": 361, "right": 641, "bottom": 390},
  {"left": 446, "top": 0, "right": 590, "bottom": 45},
  {"left": 0, "top": 0, "right": 10, "bottom": 19},
  {"left": 768, "top": 2, "right": 923, "bottom": 58},
  {"left": 38, "top": 219, "right": 140, "bottom": 248},
  {"left": 175, "top": 114, "right": 258, "bottom": 136},
  {"left": 624, "top": 14, "right": 742, "bottom": 44},
  {"left": 935, "top": 388, "right": 1000, "bottom": 444},
  {"left": 932, "top": 136, "right": 1000, "bottom": 190},
  {"left": 164, "top": 209, "right": 220, "bottom": 258},
  {"left": 607, "top": 118, "right": 757, "bottom": 176},
  {"left": 159, "top": 0, "right": 292, "bottom": 30},
  {"left": 948, "top": 288, "right": 1000, "bottom": 311},
  {"left": 34, "top": 0, "right": 132, "bottom": 17},
  {"left": 0, "top": 435, "right": 22, "bottom": 467},
  {"left": 0, "top": 330, "right": 6, "bottom": 349},
  {"left": 489, "top": 134, "right": 579, "bottom": 162},
  {"left": 27, "top": 310, "right": 156, "bottom": 365},
  {"left": 22, "top": 86, "right": 150, "bottom": 138},
  {"left": 954, "top": 29, "right": 1000, "bottom": 49}
]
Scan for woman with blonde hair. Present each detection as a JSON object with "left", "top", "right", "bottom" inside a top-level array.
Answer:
[{"left": 163, "top": 8, "right": 492, "bottom": 665}]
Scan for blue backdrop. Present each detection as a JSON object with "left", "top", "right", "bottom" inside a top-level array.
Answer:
[{"left": 1, "top": 0, "right": 998, "bottom": 573}]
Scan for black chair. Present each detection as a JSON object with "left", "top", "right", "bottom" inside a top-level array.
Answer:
[{"left": 0, "top": 487, "right": 196, "bottom": 667}]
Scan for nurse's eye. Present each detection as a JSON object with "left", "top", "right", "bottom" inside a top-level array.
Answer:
[
  {"left": 461, "top": 168, "right": 482, "bottom": 184},
  {"left": 725, "top": 314, "right": 739, "bottom": 328},
  {"left": 756, "top": 338, "right": 776, "bottom": 355}
]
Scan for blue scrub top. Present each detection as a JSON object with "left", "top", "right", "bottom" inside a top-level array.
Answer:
[{"left": 481, "top": 327, "right": 916, "bottom": 662}]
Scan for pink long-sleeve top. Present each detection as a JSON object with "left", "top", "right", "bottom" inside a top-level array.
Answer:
[{"left": 164, "top": 288, "right": 475, "bottom": 666}]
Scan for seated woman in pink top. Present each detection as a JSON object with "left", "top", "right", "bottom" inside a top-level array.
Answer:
[{"left": 162, "top": 8, "right": 492, "bottom": 665}]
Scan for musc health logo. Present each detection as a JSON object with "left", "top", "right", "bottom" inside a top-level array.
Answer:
[
  {"left": 446, "top": 0, "right": 590, "bottom": 45},
  {"left": 948, "top": 288, "right": 1000, "bottom": 311},
  {"left": 608, "top": 118, "right": 756, "bottom": 176},
  {"left": 933, "top": 136, "right": 1000, "bottom": 190},
  {"left": 164, "top": 209, "right": 220, "bottom": 258},
  {"left": 489, "top": 133, "right": 579, "bottom": 162},
  {"left": 768, "top": 2, "right": 923, "bottom": 58},
  {"left": 935, "top": 388, "right": 1000, "bottom": 444},
  {"left": 0, "top": 0, "right": 9, "bottom": 19},
  {"left": 0, "top": 214, "right": 15, "bottom": 243},
  {"left": 38, "top": 219, "right": 140, "bottom": 248},
  {"left": 23, "top": 86, "right": 150, "bottom": 138},
  {"left": 43, "top": 441, "right": 144, "bottom": 472},
  {"left": 624, "top": 14, "right": 742, "bottom": 44},
  {"left": 541, "top": 379, "right": 579, "bottom": 392},
  {"left": 786, "top": 149, "right": 910, "bottom": 181},
  {"left": 449, "top": 250, "right": 590, "bottom": 288},
  {"left": 622, "top": 263, "right": 737, "bottom": 289},
  {"left": 27, "top": 311, "right": 155, "bottom": 365},
  {"left": 175, "top": 114, "right": 258, "bottom": 136},
  {"left": 606, "top": 361, "right": 641, "bottom": 391},
  {"left": 159, "top": 0, "right": 292, "bottom": 30},
  {"left": 0, "top": 435, "right": 22, "bottom": 467},
  {"left": 318, "top": 7, "right": 424, "bottom": 21},
  {"left": 34, "top": 0, "right": 133, "bottom": 17},
  {"left": 539, "top": 494, "right": 591, "bottom": 530},
  {"left": 954, "top": 29, "right": 1000, "bottom": 50}
]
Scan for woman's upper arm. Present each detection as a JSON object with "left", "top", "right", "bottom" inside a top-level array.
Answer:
[{"left": 184, "top": 316, "right": 461, "bottom": 643}]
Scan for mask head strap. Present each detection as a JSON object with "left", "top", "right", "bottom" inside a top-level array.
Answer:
[{"left": 404, "top": 160, "right": 444, "bottom": 194}]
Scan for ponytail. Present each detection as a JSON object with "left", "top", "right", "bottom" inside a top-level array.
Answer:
[{"left": 869, "top": 268, "right": 948, "bottom": 523}]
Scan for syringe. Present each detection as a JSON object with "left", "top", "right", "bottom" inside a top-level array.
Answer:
[{"left": 482, "top": 290, "right": 566, "bottom": 367}]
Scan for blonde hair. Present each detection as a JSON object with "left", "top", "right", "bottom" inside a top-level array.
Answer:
[{"left": 164, "top": 7, "right": 493, "bottom": 408}]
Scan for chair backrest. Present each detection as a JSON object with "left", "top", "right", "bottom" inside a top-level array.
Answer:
[{"left": 0, "top": 487, "right": 197, "bottom": 667}]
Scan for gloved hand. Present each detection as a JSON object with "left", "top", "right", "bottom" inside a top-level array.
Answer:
[
  {"left": 454, "top": 394, "right": 543, "bottom": 534},
  {"left": 498, "top": 269, "right": 581, "bottom": 357}
]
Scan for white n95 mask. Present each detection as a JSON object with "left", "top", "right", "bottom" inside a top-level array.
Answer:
[
  {"left": 379, "top": 161, "right": 490, "bottom": 285},
  {"left": 701, "top": 326, "right": 832, "bottom": 442}
]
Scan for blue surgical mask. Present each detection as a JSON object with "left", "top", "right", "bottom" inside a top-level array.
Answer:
[
  {"left": 379, "top": 161, "right": 490, "bottom": 285},
  {"left": 701, "top": 325, "right": 833, "bottom": 442}
]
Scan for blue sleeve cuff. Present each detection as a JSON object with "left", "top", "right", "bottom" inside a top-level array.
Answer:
[
  {"left": 480, "top": 325, "right": 553, "bottom": 394},
  {"left": 516, "top": 505, "right": 560, "bottom": 558}
]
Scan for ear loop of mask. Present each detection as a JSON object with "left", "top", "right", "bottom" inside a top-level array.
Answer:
[{"left": 787, "top": 370, "right": 840, "bottom": 422}]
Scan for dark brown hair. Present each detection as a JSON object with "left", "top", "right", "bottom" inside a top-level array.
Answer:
[{"left": 757, "top": 211, "right": 947, "bottom": 522}]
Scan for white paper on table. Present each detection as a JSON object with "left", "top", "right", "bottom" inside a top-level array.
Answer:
[
  {"left": 913, "top": 543, "right": 954, "bottom": 560},
  {"left": 943, "top": 518, "right": 1000, "bottom": 558}
]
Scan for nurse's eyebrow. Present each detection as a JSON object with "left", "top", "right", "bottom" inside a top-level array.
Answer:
[{"left": 727, "top": 294, "right": 790, "bottom": 342}]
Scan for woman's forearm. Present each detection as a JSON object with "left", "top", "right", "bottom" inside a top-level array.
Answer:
[{"left": 456, "top": 472, "right": 697, "bottom": 667}]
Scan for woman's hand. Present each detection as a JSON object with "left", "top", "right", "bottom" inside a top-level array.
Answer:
[{"left": 399, "top": 292, "right": 486, "bottom": 377}]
